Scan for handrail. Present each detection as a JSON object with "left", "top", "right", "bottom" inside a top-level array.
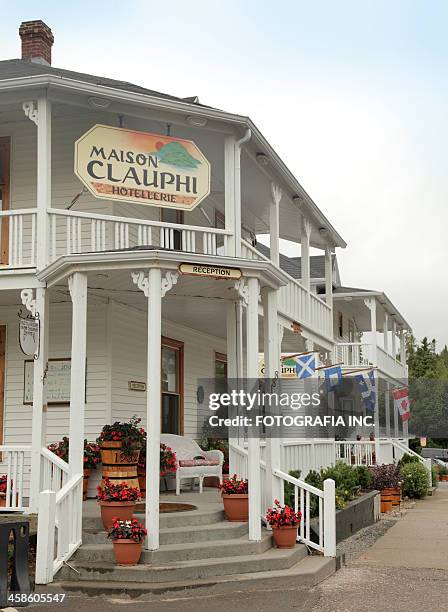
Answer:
[
  {"left": 55, "top": 473, "right": 82, "bottom": 503},
  {"left": 241, "top": 239, "right": 271, "bottom": 261},
  {"left": 273, "top": 468, "right": 323, "bottom": 497},
  {"left": 40, "top": 447, "right": 69, "bottom": 473},
  {"left": 48, "top": 208, "right": 232, "bottom": 235},
  {"left": 0, "top": 445, "right": 32, "bottom": 451},
  {"left": 0, "top": 209, "right": 37, "bottom": 217}
]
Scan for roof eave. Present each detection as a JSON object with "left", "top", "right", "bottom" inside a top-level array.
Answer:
[{"left": 333, "top": 290, "right": 412, "bottom": 330}]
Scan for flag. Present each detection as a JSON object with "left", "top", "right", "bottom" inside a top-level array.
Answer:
[
  {"left": 295, "top": 354, "right": 316, "bottom": 379},
  {"left": 324, "top": 365, "right": 343, "bottom": 391},
  {"left": 355, "top": 370, "right": 376, "bottom": 413},
  {"left": 393, "top": 387, "right": 410, "bottom": 421}
]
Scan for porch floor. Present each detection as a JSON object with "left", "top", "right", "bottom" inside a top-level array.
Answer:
[{"left": 83, "top": 486, "right": 223, "bottom": 519}]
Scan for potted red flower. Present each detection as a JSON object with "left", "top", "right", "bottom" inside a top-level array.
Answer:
[
  {"left": 107, "top": 518, "right": 147, "bottom": 565},
  {"left": 266, "top": 500, "right": 301, "bottom": 548},
  {"left": 0, "top": 475, "right": 7, "bottom": 507},
  {"left": 219, "top": 475, "right": 248, "bottom": 521},
  {"left": 97, "top": 479, "right": 141, "bottom": 529}
]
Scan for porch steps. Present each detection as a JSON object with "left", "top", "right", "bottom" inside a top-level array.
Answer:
[{"left": 53, "top": 496, "right": 339, "bottom": 595}]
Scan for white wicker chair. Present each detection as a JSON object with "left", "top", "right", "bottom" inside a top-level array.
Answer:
[{"left": 160, "top": 434, "right": 224, "bottom": 495}]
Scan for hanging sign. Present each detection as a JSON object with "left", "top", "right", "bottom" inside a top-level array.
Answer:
[
  {"left": 258, "top": 355, "right": 302, "bottom": 379},
  {"left": 75, "top": 125, "right": 210, "bottom": 211},
  {"left": 179, "top": 263, "right": 242, "bottom": 279},
  {"left": 19, "top": 316, "right": 39, "bottom": 357}
]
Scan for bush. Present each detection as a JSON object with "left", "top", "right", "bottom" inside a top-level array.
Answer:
[
  {"left": 353, "top": 465, "right": 373, "bottom": 489},
  {"left": 284, "top": 470, "right": 301, "bottom": 509},
  {"left": 400, "top": 462, "right": 430, "bottom": 499},
  {"left": 397, "top": 454, "right": 420, "bottom": 471},
  {"left": 369, "top": 464, "right": 401, "bottom": 490}
]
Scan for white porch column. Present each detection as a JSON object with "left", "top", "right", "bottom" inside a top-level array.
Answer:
[
  {"left": 146, "top": 268, "right": 162, "bottom": 550},
  {"left": 262, "top": 286, "right": 281, "bottom": 508},
  {"left": 68, "top": 273, "right": 88, "bottom": 479},
  {"left": 391, "top": 319, "right": 397, "bottom": 359},
  {"left": 224, "top": 136, "right": 237, "bottom": 257},
  {"left": 365, "top": 298, "right": 380, "bottom": 462},
  {"left": 383, "top": 312, "right": 389, "bottom": 354},
  {"left": 36, "top": 97, "right": 51, "bottom": 269},
  {"left": 227, "top": 301, "right": 238, "bottom": 473},
  {"left": 301, "top": 217, "right": 312, "bottom": 291},
  {"left": 393, "top": 385, "right": 399, "bottom": 438},
  {"left": 399, "top": 327, "right": 406, "bottom": 365},
  {"left": 29, "top": 288, "right": 49, "bottom": 512},
  {"left": 324, "top": 247, "right": 333, "bottom": 338},
  {"left": 385, "top": 381, "right": 391, "bottom": 438},
  {"left": 246, "top": 276, "right": 261, "bottom": 541},
  {"left": 270, "top": 184, "right": 281, "bottom": 267}
]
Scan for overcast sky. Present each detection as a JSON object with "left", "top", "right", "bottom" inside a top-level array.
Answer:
[{"left": 1, "top": 1, "right": 447, "bottom": 346}]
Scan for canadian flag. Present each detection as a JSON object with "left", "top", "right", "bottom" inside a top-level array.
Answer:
[{"left": 392, "top": 387, "right": 411, "bottom": 421}]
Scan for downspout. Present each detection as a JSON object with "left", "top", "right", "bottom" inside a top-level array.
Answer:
[{"left": 234, "top": 128, "right": 251, "bottom": 257}]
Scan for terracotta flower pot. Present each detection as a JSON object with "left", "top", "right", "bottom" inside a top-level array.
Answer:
[
  {"left": 99, "top": 501, "right": 136, "bottom": 530},
  {"left": 272, "top": 525, "right": 298, "bottom": 549},
  {"left": 83, "top": 468, "right": 91, "bottom": 501},
  {"left": 112, "top": 539, "right": 143, "bottom": 565},
  {"left": 222, "top": 494, "right": 248, "bottom": 522},
  {"left": 0, "top": 495, "right": 5, "bottom": 508}
]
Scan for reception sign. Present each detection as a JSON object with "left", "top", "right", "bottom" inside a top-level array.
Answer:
[
  {"left": 75, "top": 125, "right": 210, "bottom": 211},
  {"left": 179, "top": 263, "right": 242, "bottom": 279}
]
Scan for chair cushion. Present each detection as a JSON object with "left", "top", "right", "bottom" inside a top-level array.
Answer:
[{"left": 178, "top": 459, "right": 220, "bottom": 467}]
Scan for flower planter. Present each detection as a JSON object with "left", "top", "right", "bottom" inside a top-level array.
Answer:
[
  {"left": 439, "top": 474, "right": 448, "bottom": 482},
  {"left": 99, "top": 500, "right": 136, "bottom": 530},
  {"left": 272, "top": 525, "right": 298, "bottom": 549},
  {"left": 0, "top": 495, "right": 5, "bottom": 508},
  {"left": 222, "top": 493, "right": 248, "bottom": 522},
  {"left": 381, "top": 487, "right": 400, "bottom": 511},
  {"left": 83, "top": 468, "right": 91, "bottom": 501},
  {"left": 137, "top": 468, "right": 146, "bottom": 499},
  {"left": 112, "top": 539, "right": 143, "bottom": 565},
  {"left": 203, "top": 476, "right": 220, "bottom": 488},
  {"left": 100, "top": 440, "right": 140, "bottom": 491}
]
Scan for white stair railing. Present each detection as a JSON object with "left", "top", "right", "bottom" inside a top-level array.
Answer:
[
  {"left": 35, "top": 474, "right": 83, "bottom": 584},
  {"left": 0, "top": 445, "right": 31, "bottom": 511},
  {"left": 273, "top": 469, "right": 336, "bottom": 557},
  {"left": 40, "top": 447, "right": 69, "bottom": 493}
]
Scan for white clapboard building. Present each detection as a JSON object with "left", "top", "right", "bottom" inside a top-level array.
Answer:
[{"left": 0, "top": 21, "right": 421, "bottom": 588}]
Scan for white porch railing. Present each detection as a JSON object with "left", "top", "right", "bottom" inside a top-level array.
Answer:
[
  {"left": 0, "top": 445, "right": 31, "bottom": 511},
  {"left": 273, "top": 469, "right": 336, "bottom": 557},
  {"left": 335, "top": 441, "right": 375, "bottom": 466},
  {"left": 40, "top": 447, "right": 69, "bottom": 493},
  {"left": 333, "top": 342, "right": 373, "bottom": 367},
  {"left": 47, "top": 209, "right": 232, "bottom": 261},
  {"left": 35, "top": 474, "right": 83, "bottom": 584},
  {"left": 281, "top": 440, "right": 336, "bottom": 478},
  {"left": 0, "top": 209, "right": 37, "bottom": 268},
  {"left": 376, "top": 346, "right": 407, "bottom": 379},
  {"left": 240, "top": 239, "right": 270, "bottom": 261}
]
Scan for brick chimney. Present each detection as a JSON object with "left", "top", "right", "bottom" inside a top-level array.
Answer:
[{"left": 19, "top": 20, "right": 54, "bottom": 65}]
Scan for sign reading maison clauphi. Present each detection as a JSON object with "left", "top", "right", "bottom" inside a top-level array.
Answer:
[
  {"left": 75, "top": 125, "right": 211, "bottom": 211},
  {"left": 179, "top": 263, "right": 242, "bottom": 279}
]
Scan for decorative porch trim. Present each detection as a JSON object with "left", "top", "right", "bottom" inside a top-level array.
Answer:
[
  {"left": 131, "top": 269, "right": 179, "bottom": 298},
  {"left": 23, "top": 101, "right": 39, "bottom": 125},
  {"left": 131, "top": 270, "right": 150, "bottom": 297},
  {"left": 20, "top": 288, "right": 36, "bottom": 316},
  {"left": 161, "top": 270, "right": 179, "bottom": 298},
  {"left": 234, "top": 278, "right": 249, "bottom": 306}
]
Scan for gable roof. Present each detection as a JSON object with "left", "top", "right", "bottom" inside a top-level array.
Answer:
[
  {"left": 256, "top": 243, "right": 339, "bottom": 283},
  {"left": 0, "top": 59, "right": 201, "bottom": 105}
]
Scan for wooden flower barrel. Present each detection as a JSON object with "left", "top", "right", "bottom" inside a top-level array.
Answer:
[
  {"left": 100, "top": 441, "right": 141, "bottom": 491},
  {"left": 380, "top": 489, "right": 395, "bottom": 513},
  {"left": 137, "top": 468, "right": 146, "bottom": 499}
]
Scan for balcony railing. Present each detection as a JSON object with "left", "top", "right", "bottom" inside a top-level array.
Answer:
[
  {"left": 333, "top": 342, "right": 407, "bottom": 379},
  {"left": 0, "top": 209, "right": 37, "bottom": 269}
]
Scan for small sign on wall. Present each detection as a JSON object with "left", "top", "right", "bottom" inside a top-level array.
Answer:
[
  {"left": 19, "top": 316, "right": 40, "bottom": 357},
  {"left": 24, "top": 358, "right": 72, "bottom": 405},
  {"left": 128, "top": 381, "right": 146, "bottom": 392}
]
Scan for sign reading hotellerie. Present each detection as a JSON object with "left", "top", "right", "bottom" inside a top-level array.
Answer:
[
  {"left": 179, "top": 263, "right": 242, "bottom": 279},
  {"left": 74, "top": 125, "right": 210, "bottom": 211}
]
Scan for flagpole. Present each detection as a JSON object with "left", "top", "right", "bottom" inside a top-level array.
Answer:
[
  {"left": 315, "top": 362, "right": 344, "bottom": 371},
  {"left": 280, "top": 350, "right": 319, "bottom": 360},
  {"left": 341, "top": 366, "right": 377, "bottom": 377}
]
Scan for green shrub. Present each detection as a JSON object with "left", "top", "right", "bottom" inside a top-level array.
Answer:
[
  {"left": 284, "top": 469, "right": 301, "bottom": 508},
  {"left": 397, "top": 453, "right": 420, "bottom": 471},
  {"left": 321, "top": 461, "right": 358, "bottom": 503},
  {"left": 400, "top": 462, "right": 430, "bottom": 499},
  {"left": 353, "top": 465, "right": 373, "bottom": 489}
]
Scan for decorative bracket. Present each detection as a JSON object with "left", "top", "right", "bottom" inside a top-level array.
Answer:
[
  {"left": 20, "top": 289, "right": 36, "bottom": 317},
  {"left": 271, "top": 182, "right": 282, "bottom": 206},
  {"left": 23, "top": 101, "right": 38, "bottom": 126},
  {"left": 234, "top": 278, "right": 249, "bottom": 306},
  {"left": 131, "top": 271, "right": 150, "bottom": 297},
  {"left": 161, "top": 271, "right": 179, "bottom": 298}
]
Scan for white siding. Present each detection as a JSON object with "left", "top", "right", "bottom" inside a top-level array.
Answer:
[{"left": 110, "top": 301, "right": 226, "bottom": 439}]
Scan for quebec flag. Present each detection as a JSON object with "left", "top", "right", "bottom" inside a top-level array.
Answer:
[
  {"left": 324, "top": 365, "right": 343, "bottom": 391},
  {"left": 355, "top": 370, "right": 376, "bottom": 413},
  {"left": 295, "top": 354, "right": 316, "bottom": 379}
]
